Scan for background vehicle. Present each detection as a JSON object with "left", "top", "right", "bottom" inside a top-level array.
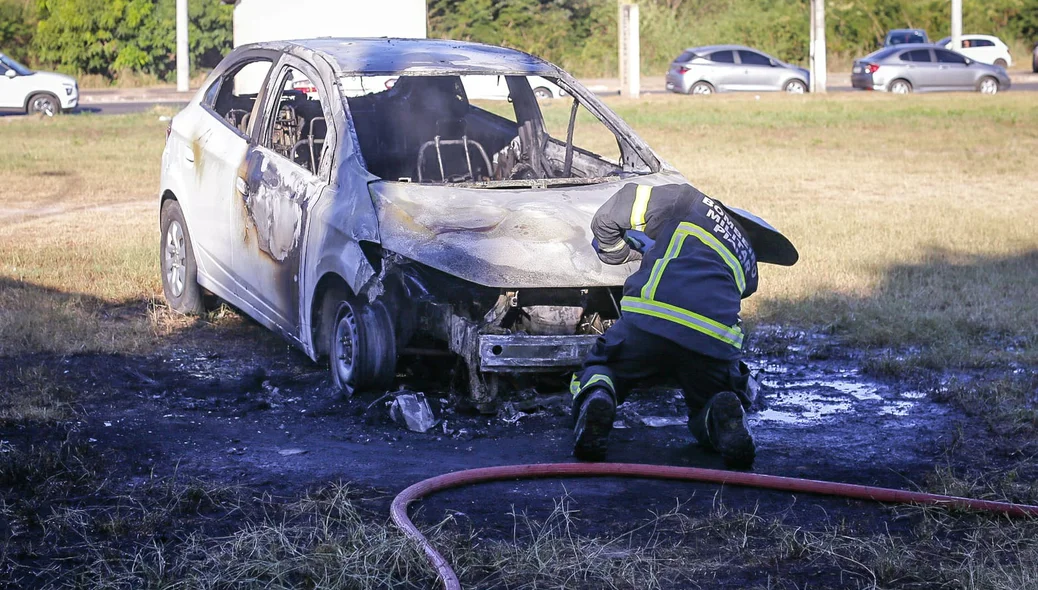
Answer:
[
  {"left": 851, "top": 44, "right": 1010, "bottom": 94},
  {"left": 935, "top": 35, "right": 1012, "bottom": 68},
  {"left": 159, "top": 38, "right": 675, "bottom": 408},
  {"left": 0, "top": 53, "right": 78, "bottom": 116},
  {"left": 1032, "top": 41, "right": 1037, "bottom": 72},
  {"left": 884, "top": 29, "right": 929, "bottom": 46},
  {"left": 665, "top": 45, "right": 809, "bottom": 95}
]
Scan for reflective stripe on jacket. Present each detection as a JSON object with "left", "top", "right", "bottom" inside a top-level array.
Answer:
[{"left": 591, "top": 183, "right": 759, "bottom": 360}]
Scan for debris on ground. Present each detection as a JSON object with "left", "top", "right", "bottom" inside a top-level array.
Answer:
[
  {"left": 390, "top": 391, "right": 439, "bottom": 433},
  {"left": 278, "top": 448, "right": 307, "bottom": 456}
]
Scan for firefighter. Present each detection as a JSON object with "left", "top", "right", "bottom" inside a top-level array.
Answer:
[{"left": 571, "top": 183, "right": 798, "bottom": 468}]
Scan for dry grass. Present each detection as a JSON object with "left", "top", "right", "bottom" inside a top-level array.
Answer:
[{"left": 2, "top": 94, "right": 1037, "bottom": 365}]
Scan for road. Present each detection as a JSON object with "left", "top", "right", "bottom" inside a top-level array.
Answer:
[{"left": 2, "top": 74, "right": 1035, "bottom": 118}]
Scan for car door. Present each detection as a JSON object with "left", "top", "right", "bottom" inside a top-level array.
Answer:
[
  {"left": 705, "top": 50, "right": 740, "bottom": 91},
  {"left": 934, "top": 49, "right": 975, "bottom": 90},
  {"left": 736, "top": 50, "right": 781, "bottom": 91},
  {"left": 0, "top": 62, "right": 19, "bottom": 109},
  {"left": 185, "top": 53, "right": 276, "bottom": 297},
  {"left": 902, "top": 49, "right": 939, "bottom": 90},
  {"left": 232, "top": 55, "right": 337, "bottom": 337}
]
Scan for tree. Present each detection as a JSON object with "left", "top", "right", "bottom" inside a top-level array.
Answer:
[
  {"left": 0, "top": 0, "right": 37, "bottom": 63},
  {"left": 32, "top": 0, "right": 231, "bottom": 80}
]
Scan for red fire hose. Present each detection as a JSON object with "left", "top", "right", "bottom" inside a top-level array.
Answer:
[{"left": 391, "top": 462, "right": 1038, "bottom": 590}]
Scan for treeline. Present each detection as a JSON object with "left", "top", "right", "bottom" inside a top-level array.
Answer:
[
  {"left": 429, "top": 0, "right": 1038, "bottom": 76},
  {"left": 0, "top": 0, "right": 231, "bottom": 80},
  {"left": 2, "top": 0, "right": 1037, "bottom": 81}
]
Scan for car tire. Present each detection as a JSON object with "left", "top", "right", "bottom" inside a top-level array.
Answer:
[
  {"left": 978, "top": 76, "right": 999, "bottom": 95},
  {"left": 889, "top": 79, "right": 912, "bottom": 95},
  {"left": 27, "top": 92, "right": 60, "bottom": 117},
  {"left": 533, "top": 86, "right": 553, "bottom": 100},
  {"left": 993, "top": 58, "right": 1007, "bottom": 69},
  {"left": 689, "top": 81, "right": 715, "bottom": 96},
  {"left": 160, "top": 199, "right": 206, "bottom": 315},
  {"left": 783, "top": 79, "right": 807, "bottom": 94},
  {"left": 329, "top": 299, "right": 396, "bottom": 396}
]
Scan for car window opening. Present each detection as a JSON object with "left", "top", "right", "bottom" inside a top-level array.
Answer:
[
  {"left": 210, "top": 59, "right": 273, "bottom": 137},
  {"left": 344, "top": 74, "right": 648, "bottom": 187},
  {"left": 266, "top": 67, "right": 328, "bottom": 174}
]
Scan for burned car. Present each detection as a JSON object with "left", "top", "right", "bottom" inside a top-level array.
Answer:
[{"left": 159, "top": 38, "right": 689, "bottom": 410}]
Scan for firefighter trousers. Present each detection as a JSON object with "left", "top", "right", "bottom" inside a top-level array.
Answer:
[{"left": 571, "top": 317, "right": 752, "bottom": 420}]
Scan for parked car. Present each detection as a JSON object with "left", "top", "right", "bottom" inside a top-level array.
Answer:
[
  {"left": 935, "top": 35, "right": 1012, "bottom": 68},
  {"left": 884, "top": 29, "right": 929, "bottom": 46},
  {"left": 160, "top": 38, "right": 685, "bottom": 409},
  {"left": 1032, "top": 41, "right": 1037, "bottom": 73},
  {"left": 0, "top": 52, "right": 78, "bottom": 116},
  {"left": 665, "top": 45, "right": 810, "bottom": 95},
  {"left": 851, "top": 43, "right": 1011, "bottom": 94}
]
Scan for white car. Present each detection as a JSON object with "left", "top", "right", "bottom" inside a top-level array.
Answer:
[
  {"left": 936, "top": 35, "right": 1013, "bottom": 69},
  {"left": 0, "top": 53, "right": 78, "bottom": 116}
]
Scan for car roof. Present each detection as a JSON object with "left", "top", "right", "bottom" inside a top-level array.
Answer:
[
  {"left": 683, "top": 45, "right": 755, "bottom": 53},
  {"left": 241, "top": 37, "right": 559, "bottom": 76},
  {"left": 887, "top": 28, "right": 926, "bottom": 34}
]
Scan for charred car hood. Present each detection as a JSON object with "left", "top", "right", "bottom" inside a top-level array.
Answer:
[{"left": 369, "top": 175, "right": 687, "bottom": 288}]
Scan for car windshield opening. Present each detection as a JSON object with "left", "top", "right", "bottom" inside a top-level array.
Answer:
[
  {"left": 343, "top": 74, "right": 652, "bottom": 186},
  {"left": 0, "top": 55, "right": 33, "bottom": 76}
]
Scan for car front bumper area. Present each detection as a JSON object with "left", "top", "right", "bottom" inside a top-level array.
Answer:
[{"left": 478, "top": 334, "right": 598, "bottom": 372}]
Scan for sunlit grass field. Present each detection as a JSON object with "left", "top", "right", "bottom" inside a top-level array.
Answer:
[{"left": 1, "top": 92, "right": 1036, "bottom": 362}]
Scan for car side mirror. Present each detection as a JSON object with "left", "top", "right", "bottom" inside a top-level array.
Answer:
[
  {"left": 3, "top": 70, "right": 15, "bottom": 79},
  {"left": 964, "top": 58, "right": 973, "bottom": 66},
  {"left": 769, "top": 58, "right": 780, "bottom": 67}
]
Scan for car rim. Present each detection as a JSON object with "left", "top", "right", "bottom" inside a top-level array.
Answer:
[
  {"left": 786, "top": 82, "right": 805, "bottom": 94},
  {"left": 165, "top": 220, "right": 186, "bottom": 297},
  {"left": 534, "top": 88, "right": 551, "bottom": 99},
  {"left": 692, "top": 84, "right": 711, "bottom": 95},
  {"left": 334, "top": 308, "right": 357, "bottom": 385},
  {"left": 32, "top": 96, "right": 56, "bottom": 116},
  {"left": 981, "top": 79, "right": 998, "bottom": 94},
  {"left": 892, "top": 82, "right": 909, "bottom": 94}
]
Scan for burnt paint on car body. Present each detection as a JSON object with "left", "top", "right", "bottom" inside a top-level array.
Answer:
[{"left": 161, "top": 37, "right": 685, "bottom": 404}]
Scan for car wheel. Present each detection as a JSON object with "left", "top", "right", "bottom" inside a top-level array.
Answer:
[
  {"left": 978, "top": 76, "right": 999, "bottom": 95},
  {"left": 689, "top": 81, "right": 715, "bottom": 96},
  {"left": 889, "top": 79, "right": 912, "bottom": 95},
  {"left": 160, "top": 200, "right": 205, "bottom": 315},
  {"left": 993, "top": 58, "right": 1007, "bottom": 69},
  {"left": 27, "top": 92, "right": 60, "bottom": 117},
  {"left": 533, "top": 86, "right": 553, "bottom": 100},
  {"left": 783, "top": 79, "right": 807, "bottom": 94},
  {"left": 329, "top": 299, "right": 396, "bottom": 396}
]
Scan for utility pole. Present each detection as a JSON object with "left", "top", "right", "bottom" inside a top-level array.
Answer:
[
  {"left": 950, "top": 0, "right": 962, "bottom": 50},
  {"left": 617, "top": 1, "right": 640, "bottom": 98},
  {"left": 176, "top": 0, "right": 189, "bottom": 92},
  {"left": 809, "top": 0, "right": 827, "bottom": 93}
]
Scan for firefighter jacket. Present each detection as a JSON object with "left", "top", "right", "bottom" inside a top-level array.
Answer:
[{"left": 591, "top": 183, "right": 758, "bottom": 361}]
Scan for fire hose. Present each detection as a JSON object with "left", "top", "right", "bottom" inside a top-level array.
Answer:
[{"left": 391, "top": 462, "right": 1038, "bottom": 590}]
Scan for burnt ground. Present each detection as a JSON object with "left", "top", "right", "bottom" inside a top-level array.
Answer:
[{"left": 1, "top": 316, "right": 1036, "bottom": 588}]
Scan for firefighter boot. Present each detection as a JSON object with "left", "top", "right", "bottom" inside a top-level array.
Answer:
[
  {"left": 573, "top": 388, "right": 616, "bottom": 461},
  {"left": 689, "top": 391, "right": 755, "bottom": 469}
]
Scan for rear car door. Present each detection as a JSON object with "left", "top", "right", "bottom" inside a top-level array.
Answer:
[
  {"left": 934, "top": 49, "right": 975, "bottom": 89},
  {"left": 902, "top": 49, "right": 938, "bottom": 90},
  {"left": 232, "top": 55, "right": 338, "bottom": 338},
  {"left": 736, "top": 50, "right": 781, "bottom": 90},
  {"left": 706, "top": 50, "right": 740, "bottom": 90},
  {"left": 186, "top": 53, "right": 276, "bottom": 296}
]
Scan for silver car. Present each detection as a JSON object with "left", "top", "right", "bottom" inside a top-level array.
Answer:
[
  {"left": 665, "top": 45, "right": 810, "bottom": 95},
  {"left": 851, "top": 44, "right": 1011, "bottom": 94}
]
